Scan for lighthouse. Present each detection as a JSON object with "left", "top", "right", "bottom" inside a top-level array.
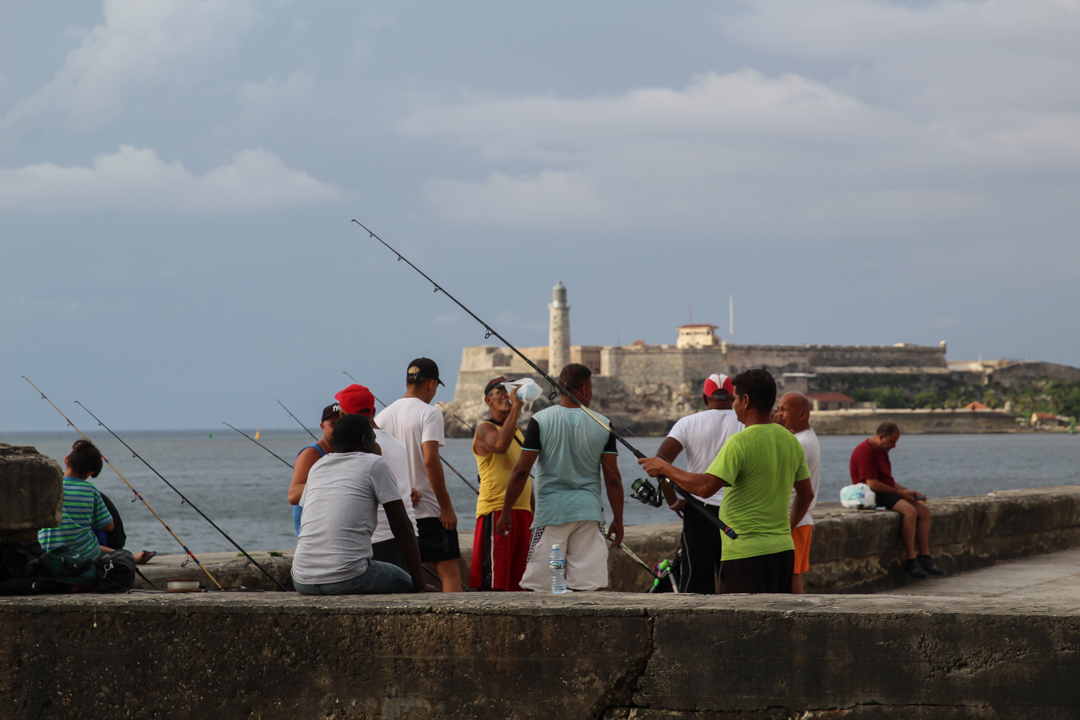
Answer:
[{"left": 549, "top": 281, "right": 571, "bottom": 375}]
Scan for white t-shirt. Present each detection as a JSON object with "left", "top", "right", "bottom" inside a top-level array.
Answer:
[
  {"left": 292, "top": 452, "right": 401, "bottom": 586},
  {"left": 375, "top": 397, "right": 447, "bottom": 519},
  {"left": 790, "top": 428, "right": 821, "bottom": 527},
  {"left": 371, "top": 428, "right": 418, "bottom": 544},
  {"left": 666, "top": 408, "right": 744, "bottom": 505}
]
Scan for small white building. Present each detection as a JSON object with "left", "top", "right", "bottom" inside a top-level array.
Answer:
[{"left": 675, "top": 324, "right": 720, "bottom": 349}]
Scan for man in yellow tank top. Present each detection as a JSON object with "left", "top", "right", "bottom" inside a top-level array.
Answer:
[{"left": 471, "top": 376, "right": 534, "bottom": 590}]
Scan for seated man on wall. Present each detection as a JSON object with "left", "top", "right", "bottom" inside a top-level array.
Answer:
[
  {"left": 849, "top": 422, "right": 943, "bottom": 579},
  {"left": 292, "top": 414, "right": 434, "bottom": 595}
]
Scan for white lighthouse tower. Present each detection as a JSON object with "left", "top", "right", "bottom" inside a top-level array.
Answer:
[{"left": 549, "top": 281, "right": 571, "bottom": 375}]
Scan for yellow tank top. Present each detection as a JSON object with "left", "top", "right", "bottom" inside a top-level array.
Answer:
[{"left": 473, "top": 422, "right": 533, "bottom": 517}]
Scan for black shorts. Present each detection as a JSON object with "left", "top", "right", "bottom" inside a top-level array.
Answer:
[
  {"left": 416, "top": 516, "right": 461, "bottom": 563},
  {"left": 718, "top": 549, "right": 794, "bottom": 594},
  {"left": 371, "top": 538, "right": 407, "bottom": 571},
  {"left": 876, "top": 492, "right": 904, "bottom": 510}
]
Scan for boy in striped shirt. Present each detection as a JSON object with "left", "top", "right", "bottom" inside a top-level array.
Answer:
[{"left": 38, "top": 440, "right": 152, "bottom": 563}]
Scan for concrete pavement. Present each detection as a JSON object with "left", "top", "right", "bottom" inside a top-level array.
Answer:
[{"left": 884, "top": 545, "right": 1080, "bottom": 601}]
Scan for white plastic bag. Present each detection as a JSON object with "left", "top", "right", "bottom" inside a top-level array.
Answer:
[
  {"left": 840, "top": 483, "right": 877, "bottom": 510},
  {"left": 502, "top": 378, "right": 543, "bottom": 407}
]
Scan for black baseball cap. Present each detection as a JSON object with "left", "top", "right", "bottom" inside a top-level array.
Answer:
[
  {"left": 407, "top": 357, "right": 444, "bottom": 386},
  {"left": 484, "top": 376, "right": 509, "bottom": 396},
  {"left": 322, "top": 403, "right": 343, "bottom": 422}
]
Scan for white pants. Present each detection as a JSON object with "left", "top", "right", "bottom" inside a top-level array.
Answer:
[{"left": 520, "top": 520, "right": 609, "bottom": 593}]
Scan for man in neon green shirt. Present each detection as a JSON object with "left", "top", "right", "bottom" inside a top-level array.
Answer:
[{"left": 640, "top": 369, "right": 814, "bottom": 594}]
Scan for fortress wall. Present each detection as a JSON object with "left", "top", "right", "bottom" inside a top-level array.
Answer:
[
  {"left": 989, "top": 361, "right": 1080, "bottom": 388},
  {"left": 809, "top": 343, "right": 947, "bottom": 368}
]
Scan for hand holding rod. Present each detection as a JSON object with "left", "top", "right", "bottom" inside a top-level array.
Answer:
[{"left": 353, "top": 220, "right": 736, "bottom": 538}]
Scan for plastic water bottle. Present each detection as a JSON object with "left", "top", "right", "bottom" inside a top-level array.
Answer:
[{"left": 549, "top": 544, "right": 566, "bottom": 594}]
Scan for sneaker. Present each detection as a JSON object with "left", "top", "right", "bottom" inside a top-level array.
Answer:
[
  {"left": 918, "top": 555, "right": 945, "bottom": 576},
  {"left": 903, "top": 558, "right": 928, "bottom": 579}
]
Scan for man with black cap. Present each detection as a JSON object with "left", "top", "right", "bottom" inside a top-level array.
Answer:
[
  {"left": 655, "top": 373, "right": 744, "bottom": 593},
  {"left": 287, "top": 402, "right": 342, "bottom": 536},
  {"left": 375, "top": 358, "right": 462, "bottom": 592}
]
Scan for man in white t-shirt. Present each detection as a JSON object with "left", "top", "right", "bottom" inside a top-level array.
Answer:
[
  {"left": 375, "top": 357, "right": 462, "bottom": 592},
  {"left": 292, "top": 414, "right": 433, "bottom": 595},
  {"left": 774, "top": 391, "right": 821, "bottom": 594},
  {"left": 656, "top": 373, "right": 744, "bottom": 593},
  {"left": 335, "top": 383, "right": 418, "bottom": 572}
]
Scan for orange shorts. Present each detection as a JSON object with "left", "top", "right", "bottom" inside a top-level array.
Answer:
[{"left": 792, "top": 525, "right": 814, "bottom": 575}]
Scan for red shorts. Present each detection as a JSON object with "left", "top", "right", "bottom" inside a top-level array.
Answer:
[
  {"left": 470, "top": 508, "right": 533, "bottom": 591},
  {"left": 792, "top": 525, "right": 814, "bottom": 575}
]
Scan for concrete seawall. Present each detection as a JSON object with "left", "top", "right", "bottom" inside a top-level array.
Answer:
[
  {"left": 134, "top": 486, "right": 1080, "bottom": 596},
  {"left": 2, "top": 592, "right": 1078, "bottom": 719}
]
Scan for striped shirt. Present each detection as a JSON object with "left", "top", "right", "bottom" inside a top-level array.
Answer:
[{"left": 38, "top": 476, "right": 113, "bottom": 559}]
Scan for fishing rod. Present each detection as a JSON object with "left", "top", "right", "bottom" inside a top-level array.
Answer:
[
  {"left": 75, "top": 402, "right": 288, "bottom": 591},
  {"left": 342, "top": 371, "right": 479, "bottom": 495},
  {"left": 223, "top": 422, "right": 293, "bottom": 468},
  {"left": 353, "top": 220, "right": 737, "bottom": 539},
  {"left": 22, "top": 377, "right": 224, "bottom": 590},
  {"left": 274, "top": 398, "right": 319, "bottom": 441}
]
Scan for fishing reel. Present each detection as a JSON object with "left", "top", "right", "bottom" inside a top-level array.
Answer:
[{"left": 631, "top": 477, "right": 663, "bottom": 508}]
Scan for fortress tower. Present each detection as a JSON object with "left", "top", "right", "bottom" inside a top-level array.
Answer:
[{"left": 549, "top": 281, "right": 571, "bottom": 375}]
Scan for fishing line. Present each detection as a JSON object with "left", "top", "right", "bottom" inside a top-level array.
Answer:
[
  {"left": 22, "top": 377, "right": 224, "bottom": 590},
  {"left": 223, "top": 422, "right": 293, "bottom": 468},
  {"left": 342, "top": 370, "right": 479, "bottom": 495},
  {"left": 352, "top": 220, "right": 737, "bottom": 538},
  {"left": 274, "top": 398, "right": 319, "bottom": 441},
  {"left": 74, "top": 401, "right": 288, "bottom": 591}
]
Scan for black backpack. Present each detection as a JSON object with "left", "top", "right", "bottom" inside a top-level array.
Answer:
[{"left": 0, "top": 539, "right": 47, "bottom": 595}]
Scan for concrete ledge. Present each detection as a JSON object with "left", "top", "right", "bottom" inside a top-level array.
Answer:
[
  {"left": 2, "top": 593, "right": 1078, "bottom": 719},
  {"left": 132, "top": 486, "right": 1080, "bottom": 595}
]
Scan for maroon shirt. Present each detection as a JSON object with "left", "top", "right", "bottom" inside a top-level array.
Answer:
[{"left": 849, "top": 439, "right": 895, "bottom": 488}]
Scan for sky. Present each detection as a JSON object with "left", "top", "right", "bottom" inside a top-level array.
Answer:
[{"left": 2, "top": 0, "right": 1078, "bottom": 432}]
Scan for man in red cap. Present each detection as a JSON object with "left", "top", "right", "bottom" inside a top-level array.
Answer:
[
  {"left": 375, "top": 358, "right": 462, "bottom": 592},
  {"left": 335, "top": 383, "right": 419, "bottom": 572},
  {"left": 654, "top": 373, "right": 743, "bottom": 593}
]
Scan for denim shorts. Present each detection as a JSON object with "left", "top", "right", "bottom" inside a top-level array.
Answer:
[{"left": 294, "top": 559, "right": 413, "bottom": 595}]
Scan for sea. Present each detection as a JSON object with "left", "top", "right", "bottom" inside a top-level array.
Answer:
[{"left": 5, "top": 430, "right": 1079, "bottom": 555}]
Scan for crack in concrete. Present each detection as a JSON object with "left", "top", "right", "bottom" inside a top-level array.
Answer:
[{"left": 593, "top": 611, "right": 655, "bottom": 719}]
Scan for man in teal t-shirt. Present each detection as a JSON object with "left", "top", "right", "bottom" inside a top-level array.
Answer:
[{"left": 640, "top": 369, "right": 814, "bottom": 594}]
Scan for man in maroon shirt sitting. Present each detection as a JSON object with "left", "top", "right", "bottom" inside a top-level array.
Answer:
[{"left": 850, "top": 422, "right": 943, "bottom": 579}]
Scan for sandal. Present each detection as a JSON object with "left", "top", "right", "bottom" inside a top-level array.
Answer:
[{"left": 136, "top": 550, "right": 157, "bottom": 565}]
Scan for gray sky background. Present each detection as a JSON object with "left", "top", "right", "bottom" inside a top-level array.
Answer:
[{"left": 3, "top": 0, "right": 1078, "bottom": 432}]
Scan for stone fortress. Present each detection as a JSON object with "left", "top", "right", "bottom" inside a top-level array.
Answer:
[{"left": 439, "top": 282, "right": 1080, "bottom": 436}]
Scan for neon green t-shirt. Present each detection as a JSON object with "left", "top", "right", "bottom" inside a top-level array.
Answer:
[{"left": 706, "top": 423, "right": 811, "bottom": 561}]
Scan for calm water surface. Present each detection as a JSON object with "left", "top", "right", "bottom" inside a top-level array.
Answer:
[{"left": 5, "top": 429, "right": 1078, "bottom": 554}]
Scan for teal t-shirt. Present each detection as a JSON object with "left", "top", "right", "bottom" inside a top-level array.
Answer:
[
  {"left": 523, "top": 406, "right": 617, "bottom": 527},
  {"left": 38, "top": 476, "right": 113, "bottom": 560},
  {"left": 706, "top": 423, "right": 810, "bottom": 562}
]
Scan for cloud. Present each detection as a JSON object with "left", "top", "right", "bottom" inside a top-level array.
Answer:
[
  {"left": 237, "top": 71, "right": 313, "bottom": 119},
  {"left": 0, "top": 145, "right": 348, "bottom": 213},
  {"left": 2, "top": 0, "right": 259, "bottom": 132},
  {"left": 399, "top": 0, "right": 1080, "bottom": 261}
]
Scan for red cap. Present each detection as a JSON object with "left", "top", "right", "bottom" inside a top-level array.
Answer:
[
  {"left": 335, "top": 384, "right": 376, "bottom": 415},
  {"left": 703, "top": 373, "right": 735, "bottom": 400}
]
